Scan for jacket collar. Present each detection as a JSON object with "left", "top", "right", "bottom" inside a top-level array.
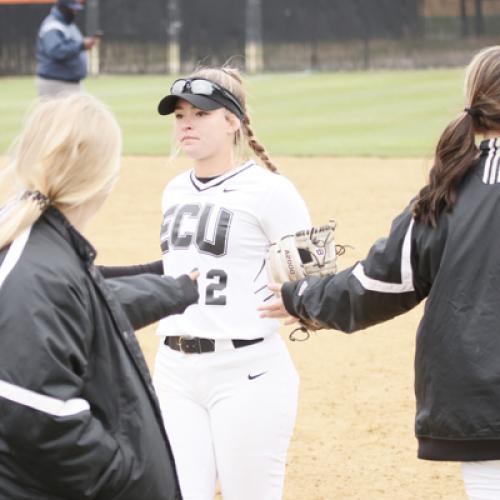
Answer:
[
  {"left": 480, "top": 138, "right": 499, "bottom": 153},
  {"left": 42, "top": 206, "right": 97, "bottom": 265}
]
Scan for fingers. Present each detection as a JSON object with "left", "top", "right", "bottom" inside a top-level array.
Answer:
[
  {"left": 188, "top": 271, "right": 199, "bottom": 281},
  {"left": 258, "top": 282, "right": 291, "bottom": 320},
  {"left": 258, "top": 298, "right": 289, "bottom": 319},
  {"left": 188, "top": 267, "right": 199, "bottom": 281},
  {"left": 258, "top": 282, "right": 302, "bottom": 327},
  {"left": 257, "top": 298, "right": 282, "bottom": 312},
  {"left": 258, "top": 308, "right": 287, "bottom": 319},
  {"left": 84, "top": 37, "right": 98, "bottom": 49},
  {"left": 267, "top": 282, "right": 282, "bottom": 294}
]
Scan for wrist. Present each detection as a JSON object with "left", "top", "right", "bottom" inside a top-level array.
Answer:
[{"left": 282, "top": 280, "right": 302, "bottom": 317}]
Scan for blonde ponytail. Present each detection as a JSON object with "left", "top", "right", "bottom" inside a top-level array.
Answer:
[
  {"left": 0, "top": 195, "right": 46, "bottom": 249},
  {"left": 0, "top": 93, "right": 121, "bottom": 250}
]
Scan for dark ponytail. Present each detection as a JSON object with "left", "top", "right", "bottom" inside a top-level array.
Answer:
[
  {"left": 413, "top": 112, "right": 479, "bottom": 227},
  {"left": 413, "top": 46, "right": 500, "bottom": 226}
]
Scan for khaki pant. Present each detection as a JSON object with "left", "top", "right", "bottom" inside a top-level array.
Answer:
[{"left": 35, "top": 76, "right": 82, "bottom": 97}]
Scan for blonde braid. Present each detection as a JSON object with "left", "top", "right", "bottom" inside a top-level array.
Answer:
[
  {"left": 242, "top": 115, "right": 279, "bottom": 174},
  {"left": 193, "top": 66, "right": 279, "bottom": 173}
]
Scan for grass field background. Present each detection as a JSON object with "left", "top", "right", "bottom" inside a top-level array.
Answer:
[{"left": 1, "top": 68, "right": 463, "bottom": 157}]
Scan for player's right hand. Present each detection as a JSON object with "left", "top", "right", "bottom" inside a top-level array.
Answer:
[
  {"left": 83, "top": 37, "right": 98, "bottom": 50},
  {"left": 258, "top": 283, "right": 299, "bottom": 326}
]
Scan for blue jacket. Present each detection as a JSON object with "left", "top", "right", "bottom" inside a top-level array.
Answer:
[{"left": 36, "top": 6, "right": 87, "bottom": 82}]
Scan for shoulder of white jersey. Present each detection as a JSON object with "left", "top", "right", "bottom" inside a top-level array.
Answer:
[
  {"left": 161, "top": 170, "right": 191, "bottom": 212},
  {"left": 261, "top": 166, "right": 303, "bottom": 203},
  {"left": 164, "top": 169, "right": 192, "bottom": 189},
  {"left": 236, "top": 161, "right": 299, "bottom": 193}
]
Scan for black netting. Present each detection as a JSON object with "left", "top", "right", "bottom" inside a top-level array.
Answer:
[
  {"left": 1, "top": 0, "right": 499, "bottom": 75},
  {"left": 179, "top": 0, "right": 245, "bottom": 69},
  {"left": 100, "top": 0, "right": 167, "bottom": 41},
  {"left": 262, "top": 0, "right": 420, "bottom": 44},
  {"left": 0, "top": 5, "right": 47, "bottom": 75}
]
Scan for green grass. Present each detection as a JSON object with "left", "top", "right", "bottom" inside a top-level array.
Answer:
[{"left": 0, "top": 69, "right": 464, "bottom": 157}]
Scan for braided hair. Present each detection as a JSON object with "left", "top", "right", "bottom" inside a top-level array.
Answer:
[{"left": 190, "top": 66, "right": 279, "bottom": 173}]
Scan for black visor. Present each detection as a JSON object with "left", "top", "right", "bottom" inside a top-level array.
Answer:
[{"left": 157, "top": 78, "right": 245, "bottom": 120}]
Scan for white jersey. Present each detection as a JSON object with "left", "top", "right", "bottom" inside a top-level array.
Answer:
[{"left": 157, "top": 160, "right": 311, "bottom": 340}]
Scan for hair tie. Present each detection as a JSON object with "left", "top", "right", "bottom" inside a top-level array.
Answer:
[
  {"left": 22, "top": 190, "right": 50, "bottom": 211},
  {"left": 464, "top": 107, "right": 482, "bottom": 118}
]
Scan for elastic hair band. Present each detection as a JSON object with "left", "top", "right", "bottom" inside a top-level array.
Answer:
[
  {"left": 22, "top": 190, "right": 50, "bottom": 211},
  {"left": 464, "top": 107, "right": 482, "bottom": 118}
]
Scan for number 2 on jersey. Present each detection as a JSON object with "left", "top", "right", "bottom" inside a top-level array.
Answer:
[{"left": 205, "top": 269, "right": 227, "bottom": 305}]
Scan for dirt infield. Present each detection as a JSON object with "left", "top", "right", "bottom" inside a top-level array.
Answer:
[{"left": 87, "top": 156, "right": 466, "bottom": 500}]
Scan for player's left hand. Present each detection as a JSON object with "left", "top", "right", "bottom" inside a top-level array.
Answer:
[{"left": 258, "top": 283, "right": 299, "bottom": 325}]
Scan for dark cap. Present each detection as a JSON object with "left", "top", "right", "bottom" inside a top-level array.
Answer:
[
  {"left": 158, "top": 94, "right": 223, "bottom": 116},
  {"left": 157, "top": 78, "right": 245, "bottom": 120},
  {"left": 57, "top": 0, "right": 84, "bottom": 11}
]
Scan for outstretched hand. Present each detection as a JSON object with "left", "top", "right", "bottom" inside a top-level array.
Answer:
[{"left": 258, "top": 283, "right": 299, "bottom": 326}]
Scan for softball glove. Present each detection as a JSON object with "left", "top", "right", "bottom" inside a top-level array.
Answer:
[{"left": 265, "top": 221, "right": 345, "bottom": 339}]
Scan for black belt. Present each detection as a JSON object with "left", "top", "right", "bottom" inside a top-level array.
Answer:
[
  {"left": 164, "top": 336, "right": 263, "bottom": 354},
  {"left": 38, "top": 74, "right": 81, "bottom": 84}
]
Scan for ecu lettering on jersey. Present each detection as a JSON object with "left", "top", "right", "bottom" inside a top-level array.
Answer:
[{"left": 161, "top": 203, "right": 233, "bottom": 257}]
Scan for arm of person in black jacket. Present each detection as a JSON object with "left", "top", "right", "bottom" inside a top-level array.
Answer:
[
  {"left": 102, "top": 272, "right": 199, "bottom": 330},
  {"left": 0, "top": 270, "right": 138, "bottom": 499},
  {"left": 260, "top": 204, "right": 441, "bottom": 333},
  {"left": 98, "top": 260, "right": 163, "bottom": 278}
]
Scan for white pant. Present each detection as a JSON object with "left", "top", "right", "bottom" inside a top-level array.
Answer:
[
  {"left": 153, "top": 334, "right": 299, "bottom": 500},
  {"left": 462, "top": 461, "right": 500, "bottom": 500}
]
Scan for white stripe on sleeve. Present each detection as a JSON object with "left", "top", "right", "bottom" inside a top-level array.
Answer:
[
  {"left": 483, "top": 138, "right": 497, "bottom": 184},
  {"left": 0, "top": 379, "right": 90, "bottom": 417},
  {"left": 352, "top": 219, "right": 415, "bottom": 294},
  {"left": 0, "top": 227, "right": 31, "bottom": 290}
]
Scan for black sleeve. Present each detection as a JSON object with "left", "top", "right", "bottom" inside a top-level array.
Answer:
[
  {"left": 282, "top": 204, "right": 441, "bottom": 333},
  {"left": 98, "top": 260, "right": 163, "bottom": 278},
  {"left": 104, "top": 273, "right": 199, "bottom": 330},
  {"left": 0, "top": 276, "right": 135, "bottom": 499}
]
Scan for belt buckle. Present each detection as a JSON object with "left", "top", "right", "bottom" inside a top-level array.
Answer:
[{"left": 178, "top": 336, "right": 201, "bottom": 354}]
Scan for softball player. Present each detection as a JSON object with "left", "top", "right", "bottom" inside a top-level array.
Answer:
[
  {"left": 153, "top": 67, "right": 311, "bottom": 500},
  {"left": 260, "top": 45, "right": 500, "bottom": 500}
]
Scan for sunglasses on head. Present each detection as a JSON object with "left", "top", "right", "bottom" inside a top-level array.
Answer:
[{"left": 170, "top": 78, "right": 245, "bottom": 120}]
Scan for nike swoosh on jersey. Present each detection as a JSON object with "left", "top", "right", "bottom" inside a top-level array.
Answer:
[
  {"left": 248, "top": 371, "right": 267, "bottom": 380},
  {"left": 223, "top": 188, "right": 238, "bottom": 193}
]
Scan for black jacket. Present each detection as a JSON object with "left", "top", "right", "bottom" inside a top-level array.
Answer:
[
  {"left": 0, "top": 207, "right": 198, "bottom": 499},
  {"left": 283, "top": 139, "right": 500, "bottom": 461}
]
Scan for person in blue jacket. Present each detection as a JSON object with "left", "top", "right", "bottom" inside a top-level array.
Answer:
[{"left": 35, "top": 0, "right": 98, "bottom": 97}]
